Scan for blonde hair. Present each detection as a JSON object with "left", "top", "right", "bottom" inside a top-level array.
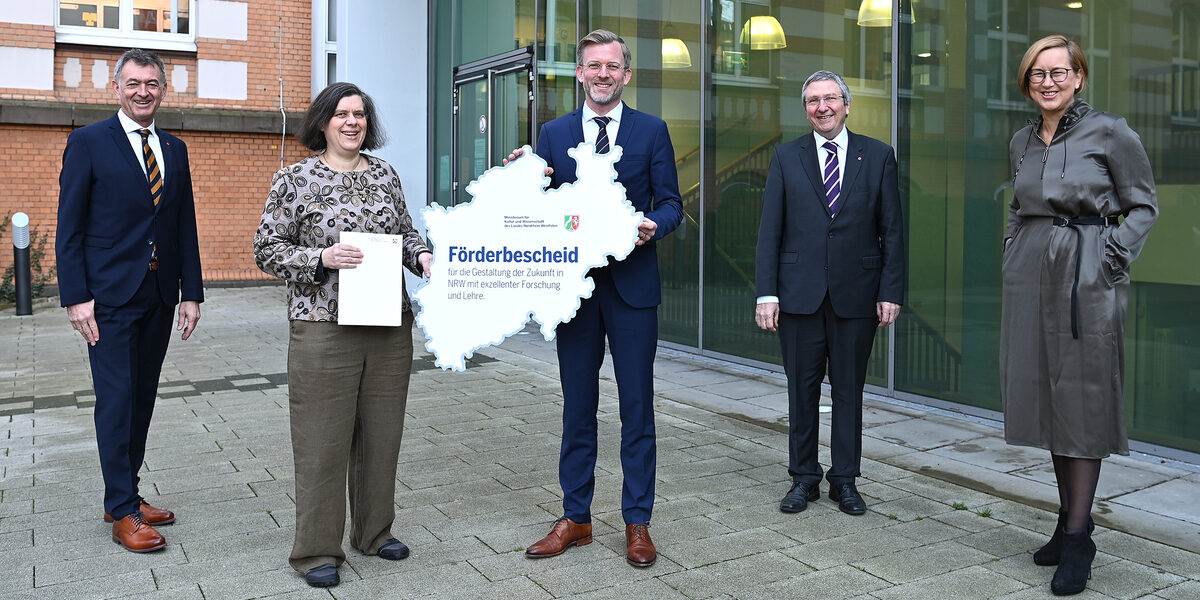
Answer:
[{"left": 1017, "top": 34, "right": 1088, "bottom": 99}]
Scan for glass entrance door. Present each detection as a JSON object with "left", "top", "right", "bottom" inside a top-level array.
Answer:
[{"left": 451, "top": 46, "right": 535, "bottom": 205}]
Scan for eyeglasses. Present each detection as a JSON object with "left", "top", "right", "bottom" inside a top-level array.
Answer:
[
  {"left": 583, "top": 61, "right": 626, "bottom": 74},
  {"left": 1027, "top": 68, "right": 1075, "bottom": 83},
  {"left": 804, "top": 95, "right": 844, "bottom": 107}
]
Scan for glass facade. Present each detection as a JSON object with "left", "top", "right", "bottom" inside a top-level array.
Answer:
[{"left": 430, "top": 0, "right": 1200, "bottom": 458}]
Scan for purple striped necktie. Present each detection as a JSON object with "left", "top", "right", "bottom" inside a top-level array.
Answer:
[{"left": 822, "top": 140, "right": 840, "bottom": 215}]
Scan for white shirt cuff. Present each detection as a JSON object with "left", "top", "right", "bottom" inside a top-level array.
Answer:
[{"left": 756, "top": 296, "right": 779, "bottom": 304}]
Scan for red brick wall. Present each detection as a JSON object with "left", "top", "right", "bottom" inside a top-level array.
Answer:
[
  {"left": 1, "top": 1, "right": 311, "bottom": 112},
  {"left": 0, "top": 123, "right": 311, "bottom": 288},
  {"left": 0, "top": 0, "right": 319, "bottom": 290}
]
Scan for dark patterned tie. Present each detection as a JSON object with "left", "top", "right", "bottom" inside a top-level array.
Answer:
[
  {"left": 822, "top": 140, "right": 840, "bottom": 215},
  {"left": 593, "top": 116, "right": 612, "bottom": 154},
  {"left": 138, "top": 129, "right": 162, "bottom": 207}
]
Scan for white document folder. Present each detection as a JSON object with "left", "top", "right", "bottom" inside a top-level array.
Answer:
[{"left": 337, "top": 231, "right": 405, "bottom": 327}]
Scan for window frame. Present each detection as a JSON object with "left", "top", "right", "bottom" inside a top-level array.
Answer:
[
  {"left": 56, "top": 0, "right": 198, "bottom": 53},
  {"left": 1173, "top": 4, "right": 1200, "bottom": 122}
]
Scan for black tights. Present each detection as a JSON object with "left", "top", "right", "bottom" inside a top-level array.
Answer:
[{"left": 1052, "top": 454, "right": 1102, "bottom": 534}]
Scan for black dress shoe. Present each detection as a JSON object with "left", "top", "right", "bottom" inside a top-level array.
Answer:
[
  {"left": 304, "top": 564, "right": 339, "bottom": 588},
  {"left": 377, "top": 538, "right": 410, "bottom": 560},
  {"left": 829, "top": 482, "right": 867, "bottom": 515},
  {"left": 780, "top": 482, "right": 820, "bottom": 513}
]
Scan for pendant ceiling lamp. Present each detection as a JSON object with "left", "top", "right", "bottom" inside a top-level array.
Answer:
[
  {"left": 662, "top": 37, "right": 692, "bottom": 68},
  {"left": 739, "top": 15, "right": 787, "bottom": 50},
  {"left": 857, "top": 0, "right": 916, "bottom": 27}
]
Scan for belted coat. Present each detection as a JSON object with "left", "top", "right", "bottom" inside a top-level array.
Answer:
[{"left": 1000, "top": 99, "right": 1158, "bottom": 458}]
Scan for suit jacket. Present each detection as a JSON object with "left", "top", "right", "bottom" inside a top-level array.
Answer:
[
  {"left": 755, "top": 129, "right": 903, "bottom": 318},
  {"left": 535, "top": 103, "right": 683, "bottom": 309},
  {"left": 56, "top": 113, "right": 203, "bottom": 308}
]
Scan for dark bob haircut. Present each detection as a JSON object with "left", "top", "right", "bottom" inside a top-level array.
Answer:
[{"left": 296, "top": 82, "right": 386, "bottom": 152}]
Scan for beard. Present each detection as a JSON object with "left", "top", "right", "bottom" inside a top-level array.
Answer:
[{"left": 584, "top": 78, "right": 624, "bottom": 106}]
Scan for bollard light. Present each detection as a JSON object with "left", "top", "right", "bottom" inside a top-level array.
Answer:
[
  {"left": 11, "top": 211, "right": 33, "bottom": 315},
  {"left": 12, "top": 212, "right": 29, "bottom": 249}
]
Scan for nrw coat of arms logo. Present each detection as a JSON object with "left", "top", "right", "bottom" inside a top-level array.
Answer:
[{"left": 564, "top": 215, "right": 580, "bottom": 231}]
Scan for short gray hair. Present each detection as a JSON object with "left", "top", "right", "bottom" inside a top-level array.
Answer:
[
  {"left": 576, "top": 29, "right": 631, "bottom": 69},
  {"left": 801, "top": 70, "right": 852, "bottom": 105},
  {"left": 113, "top": 48, "right": 167, "bottom": 85}
]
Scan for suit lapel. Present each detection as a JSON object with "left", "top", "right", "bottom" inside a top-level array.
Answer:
[
  {"left": 796, "top": 135, "right": 827, "bottom": 212},
  {"left": 838, "top": 131, "right": 864, "bottom": 213},
  {"left": 108, "top": 115, "right": 161, "bottom": 210},
  {"left": 613, "top": 103, "right": 633, "bottom": 150},
  {"left": 108, "top": 116, "right": 146, "bottom": 181},
  {"left": 157, "top": 130, "right": 173, "bottom": 214},
  {"left": 569, "top": 108, "right": 586, "bottom": 145}
]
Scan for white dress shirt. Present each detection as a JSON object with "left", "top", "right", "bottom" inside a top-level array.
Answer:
[
  {"left": 814, "top": 127, "right": 849, "bottom": 202},
  {"left": 116, "top": 109, "right": 165, "bottom": 185},
  {"left": 757, "top": 127, "right": 850, "bottom": 305},
  {"left": 582, "top": 102, "right": 623, "bottom": 151}
]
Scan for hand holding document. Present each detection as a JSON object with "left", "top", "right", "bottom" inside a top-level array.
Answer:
[{"left": 337, "top": 231, "right": 406, "bottom": 326}]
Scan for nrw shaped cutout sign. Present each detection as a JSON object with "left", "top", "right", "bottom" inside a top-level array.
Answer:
[{"left": 413, "top": 143, "right": 642, "bottom": 371}]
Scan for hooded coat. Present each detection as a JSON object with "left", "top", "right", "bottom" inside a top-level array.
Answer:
[{"left": 1000, "top": 99, "right": 1158, "bottom": 458}]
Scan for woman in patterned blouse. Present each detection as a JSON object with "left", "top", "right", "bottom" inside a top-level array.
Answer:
[{"left": 253, "top": 82, "right": 433, "bottom": 589}]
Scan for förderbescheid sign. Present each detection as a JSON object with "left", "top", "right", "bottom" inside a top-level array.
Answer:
[{"left": 413, "top": 143, "right": 642, "bottom": 371}]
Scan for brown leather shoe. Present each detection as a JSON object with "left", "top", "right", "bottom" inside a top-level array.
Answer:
[
  {"left": 111, "top": 513, "right": 166, "bottom": 553},
  {"left": 104, "top": 501, "right": 176, "bottom": 526},
  {"left": 525, "top": 517, "right": 592, "bottom": 558},
  {"left": 625, "top": 523, "right": 656, "bottom": 568}
]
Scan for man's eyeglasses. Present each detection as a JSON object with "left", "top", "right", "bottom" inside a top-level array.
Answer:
[
  {"left": 583, "top": 61, "right": 626, "bottom": 74},
  {"left": 804, "top": 95, "right": 844, "bottom": 108},
  {"left": 1027, "top": 68, "right": 1075, "bottom": 84}
]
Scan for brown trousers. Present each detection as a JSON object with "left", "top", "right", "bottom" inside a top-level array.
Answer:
[{"left": 286, "top": 313, "right": 414, "bottom": 573}]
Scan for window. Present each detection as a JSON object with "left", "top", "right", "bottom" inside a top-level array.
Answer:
[
  {"left": 985, "top": 0, "right": 1030, "bottom": 110},
  {"left": 312, "top": 0, "right": 339, "bottom": 94},
  {"left": 57, "top": 0, "right": 196, "bottom": 52},
  {"left": 1173, "top": 5, "right": 1200, "bottom": 121},
  {"left": 1082, "top": 0, "right": 1112, "bottom": 110}
]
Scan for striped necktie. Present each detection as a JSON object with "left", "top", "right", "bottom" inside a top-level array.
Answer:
[
  {"left": 138, "top": 128, "right": 162, "bottom": 207},
  {"left": 822, "top": 140, "right": 841, "bottom": 215},
  {"left": 593, "top": 116, "right": 612, "bottom": 154}
]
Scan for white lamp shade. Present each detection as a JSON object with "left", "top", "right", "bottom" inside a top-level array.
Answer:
[
  {"left": 662, "top": 38, "right": 692, "bottom": 68},
  {"left": 739, "top": 16, "right": 787, "bottom": 50},
  {"left": 858, "top": 0, "right": 892, "bottom": 27}
]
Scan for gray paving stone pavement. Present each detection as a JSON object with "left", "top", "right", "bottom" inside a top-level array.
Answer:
[{"left": 2, "top": 284, "right": 1198, "bottom": 599}]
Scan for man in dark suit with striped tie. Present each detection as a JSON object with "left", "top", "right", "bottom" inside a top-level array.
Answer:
[
  {"left": 754, "top": 70, "right": 904, "bottom": 517},
  {"left": 56, "top": 48, "right": 203, "bottom": 553}
]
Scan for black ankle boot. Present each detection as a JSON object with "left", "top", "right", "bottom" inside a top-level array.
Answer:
[
  {"left": 1051, "top": 530, "right": 1096, "bottom": 596},
  {"left": 1034, "top": 511, "right": 1094, "bottom": 566}
]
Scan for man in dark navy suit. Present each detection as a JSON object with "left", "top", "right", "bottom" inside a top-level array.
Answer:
[
  {"left": 56, "top": 48, "right": 203, "bottom": 553},
  {"left": 755, "top": 70, "right": 904, "bottom": 517},
  {"left": 518, "top": 29, "right": 682, "bottom": 568}
]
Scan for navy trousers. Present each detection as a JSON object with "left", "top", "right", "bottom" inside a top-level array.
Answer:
[
  {"left": 778, "top": 294, "right": 877, "bottom": 486},
  {"left": 88, "top": 271, "right": 173, "bottom": 520},
  {"left": 555, "top": 267, "right": 658, "bottom": 526}
]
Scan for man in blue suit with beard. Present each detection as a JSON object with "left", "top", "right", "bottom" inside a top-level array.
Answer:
[
  {"left": 56, "top": 48, "right": 203, "bottom": 553},
  {"left": 517, "top": 29, "right": 682, "bottom": 569}
]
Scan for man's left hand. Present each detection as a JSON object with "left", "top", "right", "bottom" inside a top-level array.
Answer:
[
  {"left": 876, "top": 301, "right": 901, "bottom": 327},
  {"left": 177, "top": 300, "right": 201, "bottom": 340},
  {"left": 635, "top": 217, "right": 658, "bottom": 246}
]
